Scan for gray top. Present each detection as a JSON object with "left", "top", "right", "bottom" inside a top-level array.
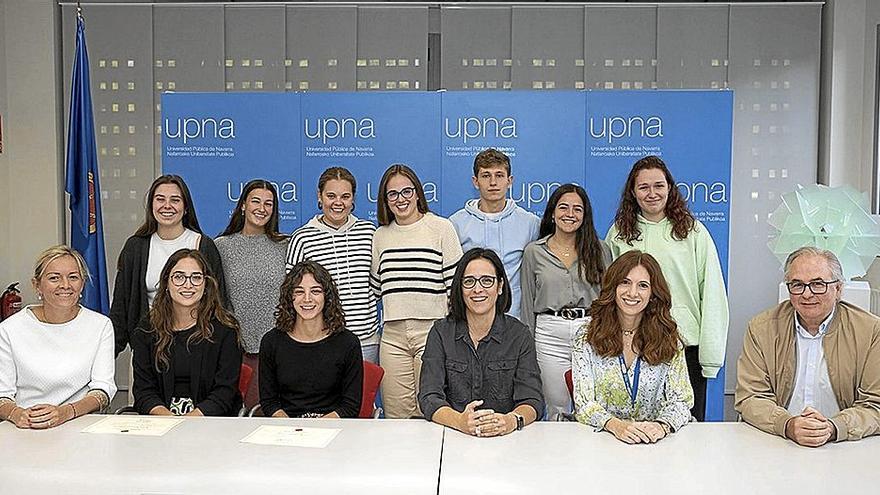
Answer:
[
  {"left": 519, "top": 236, "right": 612, "bottom": 332},
  {"left": 215, "top": 233, "right": 287, "bottom": 353}
]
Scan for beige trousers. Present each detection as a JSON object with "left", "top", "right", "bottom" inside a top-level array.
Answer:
[{"left": 379, "top": 319, "right": 435, "bottom": 419}]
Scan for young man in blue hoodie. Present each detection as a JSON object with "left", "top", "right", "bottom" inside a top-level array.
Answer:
[{"left": 449, "top": 148, "right": 540, "bottom": 319}]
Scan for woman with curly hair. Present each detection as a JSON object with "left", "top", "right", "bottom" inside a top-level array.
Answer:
[
  {"left": 605, "top": 156, "right": 728, "bottom": 421},
  {"left": 259, "top": 260, "right": 363, "bottom": 418},
  {"left": 131, "top": 249, "right": 242, "bottom": 416},
  {"left": 572, "top": 250, "right": 693, "bottom": 443}
]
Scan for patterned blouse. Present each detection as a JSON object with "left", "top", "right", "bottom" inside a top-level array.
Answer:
[{"left": 571, "top": 324, "right": 694, "bottom": 432}]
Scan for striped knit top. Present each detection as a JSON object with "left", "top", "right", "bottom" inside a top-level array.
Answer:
[
  {"left": 286, "top": 215, "right": 379, "bottom": 345},
  {"left": 370, "top": 212, "right": 463, "bottom": 322}
]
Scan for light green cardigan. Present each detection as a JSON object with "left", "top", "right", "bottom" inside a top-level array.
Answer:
[{"left": 606, "top": 216, "right": 729, "bottom": 378}]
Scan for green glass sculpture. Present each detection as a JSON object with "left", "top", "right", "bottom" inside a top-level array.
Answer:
[{"left": 768, "top": 184, "right": 880, "bottom": 280}]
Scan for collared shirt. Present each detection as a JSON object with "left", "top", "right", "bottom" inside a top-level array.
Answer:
[
  {"left": 787, "top": 309, "right": 841, "bottom": 417},
  {"left": 520, "top": 236, "right": 612, "bottom": 332},
  {"left": 418, "top": 314, "right": 544, "bottom": 421}
]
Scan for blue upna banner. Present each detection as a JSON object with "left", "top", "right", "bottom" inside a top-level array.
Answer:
[{"left": 162, "top": 90, "right": 732, "bottom": 420}]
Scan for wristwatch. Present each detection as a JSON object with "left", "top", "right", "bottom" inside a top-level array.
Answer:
[{"left": 513, "top": 412, "right": 525, "bottom": 431}]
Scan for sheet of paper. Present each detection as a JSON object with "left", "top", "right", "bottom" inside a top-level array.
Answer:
[
  {"left": 240, "top": 425, "right": 341, "bottom": 448},
  {"left": 81, "top": 416, "right": 185, "bottom": 437}
]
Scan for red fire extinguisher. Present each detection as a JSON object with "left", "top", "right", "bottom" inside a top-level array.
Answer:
[{"left": 1, "top": 283, "right": 23, "bottom": 321}]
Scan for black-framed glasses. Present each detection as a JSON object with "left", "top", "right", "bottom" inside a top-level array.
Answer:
[
  {"left": 786, "top": 279, "right": 839, "bottom": 295},
  {"left": 385, "top": 187, "right": 415, "bottom": 202},
  {"left": 171, "top": 271, "right": 205, "bottom": 287},
  {"left": 462, "top": 275, "right": 497, "bottom": 289}
]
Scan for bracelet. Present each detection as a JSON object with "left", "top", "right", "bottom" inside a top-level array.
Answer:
[{"left": 70, "top": 403, "right": 78, "bottom": 419}]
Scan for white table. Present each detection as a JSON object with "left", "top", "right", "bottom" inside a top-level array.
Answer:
[
  {"left": 439, "top": 421, "right": 880, "bottom": 494},
  {"left": 0, "top": 416, "right": 444, "bottom": 494}
]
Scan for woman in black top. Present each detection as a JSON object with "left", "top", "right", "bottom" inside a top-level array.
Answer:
[
  {"left": 131, "top": 249, "right": 242, "bottom": 416},
  {"left": 419, "top": 248, "right": 544, "bottom": 437},
  {"left": 259, "top": 260, "right": 363, "bottom": 418},
  {"left": 110, "top": 175, "right": 227, "bottom": 357}
]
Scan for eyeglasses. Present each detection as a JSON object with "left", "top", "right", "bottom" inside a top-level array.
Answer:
[
  {"left": 786, "top": 279, "right": 839, "bottom": 295},
  {"left": 385, "top": 187, "right": 415, "bottom": 202},
  {"left": 462, "top": 275, "right": 497, "bottom": 289},
  {"left": 171, "top": 271, "right": 205, "bottom": 287}
]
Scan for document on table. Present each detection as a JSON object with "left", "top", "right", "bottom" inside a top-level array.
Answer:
[
  {"left": 240, "top": 425, "right": 341, "bottom": 448},
  {"left": 81, "top": 416, "right": 185, "bottom": 437}
]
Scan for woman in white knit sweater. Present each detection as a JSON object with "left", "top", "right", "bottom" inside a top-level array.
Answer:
[
  {"left": 0, "top": 246, "right": 117, "bottom": 428},
  {"left": 371, "top": 164, "right": 463, "bottom": 419}
]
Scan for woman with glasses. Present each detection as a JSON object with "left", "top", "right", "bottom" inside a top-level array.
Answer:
[
  {"left": 606, "top": 156, "right": 728, "bottom": 421},
  {"left": 215, "top": 179, "right": 287, "bottom": 409},
  {"left": 110, "top": 175, "right": 227, "bottom": 357},
  {"left": 419, "top": 248, "right": 543, "bottom": 436},
  {"left": 0, "top": 246, "right": 116, "bottom": 428},
  {"left": 130, "top": 249, "right": 242, "bottom": 416},
  {"left": 286, "top": 167, "right": 379, "bottom": 364},
  {"left": 371, "top": 164, "right": 463, "bottom": 418},
  {"left": 521, "top": 183, "right": 611, "bottom": 420},
  {"left": 572, "top": 250, "right": 693, "bottom": 443},
  {"left": 259, "top": 261, "right": 363, "bottom": 418}
]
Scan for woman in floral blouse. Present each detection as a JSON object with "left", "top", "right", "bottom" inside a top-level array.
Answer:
[{"left": 572, "top": 250, "right": 693, "bottom": 443}]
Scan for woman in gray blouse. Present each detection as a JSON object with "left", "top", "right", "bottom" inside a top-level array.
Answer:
[
  {"left": 215, "top": 179, "right": 288, "bottom": 409},
  {"left": 520, "top": 184, "right": 611, "bottom": 420}
]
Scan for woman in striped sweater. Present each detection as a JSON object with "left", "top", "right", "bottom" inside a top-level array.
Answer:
[
  {"left": 287, "top": 167, "right": 379, "bottom": 363},
  {"left": 372, "top": 164, "right": 463, "bottom": 419}
]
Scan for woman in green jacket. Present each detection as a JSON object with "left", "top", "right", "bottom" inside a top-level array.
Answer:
[{"left": 606, "top": 155, "right": 728, "bottom": 421}]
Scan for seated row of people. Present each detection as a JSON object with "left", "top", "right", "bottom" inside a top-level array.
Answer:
[
  {"left": 107, "top": 150, "right": 728, "bottom": 424},
  {"left": 1, "top": 244, "right": 877, "bottom": 448}
]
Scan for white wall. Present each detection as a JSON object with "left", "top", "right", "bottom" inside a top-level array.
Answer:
[
  {"left": 0, "top": 0, "right": 64, "bottom": 303},
  {"left": 821, "top": 0, "right": 880, "bottom": 200}
]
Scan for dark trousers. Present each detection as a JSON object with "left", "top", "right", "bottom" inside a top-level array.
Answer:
[{"left": 685, "top": 346, "right": 708, "bottom": 422}]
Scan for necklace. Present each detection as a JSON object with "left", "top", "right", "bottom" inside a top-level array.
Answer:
[
  {"left": 622, "top": 327, "right": 636, "bottom": 337},
  {"left": 550, "top": 236, "right": 573, "bottom": 258}
]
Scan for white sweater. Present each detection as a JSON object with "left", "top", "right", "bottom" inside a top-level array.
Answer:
[{"left": 0, "top": 306, "right": 117, "bottom": 408}]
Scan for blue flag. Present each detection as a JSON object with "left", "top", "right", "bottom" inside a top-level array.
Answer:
[{"left": 65, "top": 14, "right": 109, "bottom": 314}]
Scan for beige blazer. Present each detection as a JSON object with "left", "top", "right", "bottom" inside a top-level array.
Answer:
[{"left": 735, "top": 301, "right": 880, "bottom": 442}]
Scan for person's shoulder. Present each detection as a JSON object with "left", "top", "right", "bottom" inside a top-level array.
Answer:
[
  {"left": 351, "top": 218, "right": 377, "bottom": 232},
  {"left": 448, "top": 207, "right": 469, "bottom": 224},
  {"left": 748, "top": 302, "right": 792, "bottom": 330},
  {"left": 499, "top": 314, "right": 530, "bottom": 336},
  {"left": 333, "top": 328, "right": 361, "bottom": 347},
  {"left": 837, "top": 301, "right": 880, "bottom": 333},
  {"left": 75, "top": 306, "right": 113, "bottom": 328},
  {"left": 121, "top": 234, "right": 150, "bottom": 253},
  {"left": 0, "top": 307, "right": 31, "bottom": 334}
]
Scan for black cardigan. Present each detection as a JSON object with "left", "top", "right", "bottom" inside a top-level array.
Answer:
[
  {"left": 109, "top": 233, "right": 227, "bottom": 356},
  {"left": 131, "top": 318, "right": 242, "bottom": 416}
]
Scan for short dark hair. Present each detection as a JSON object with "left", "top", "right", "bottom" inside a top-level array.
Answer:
[
  {"left": 448, "top": 248, "right": 512, "bottom": 321},
  {"left": 473, "top": 148, "right": 511, "bottom": 177}
]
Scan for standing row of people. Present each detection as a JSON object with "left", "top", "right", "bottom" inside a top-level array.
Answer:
[{"left": 2, "top": 149, "right": 729, "bottom": 423}]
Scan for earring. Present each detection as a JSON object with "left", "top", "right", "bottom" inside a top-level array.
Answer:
[
  {"left": 317, "top": 201, "right": 323, "bottom": 210},
  {"left": 351, "top": 202, "right": 355, "bottom": 212},
  {"left": 37, "top": 293, "right": 43, "bottom": 301}
]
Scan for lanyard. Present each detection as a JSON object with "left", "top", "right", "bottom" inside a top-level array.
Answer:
[{"left": 618, "top": 354, "right": 642, "bottom": 407}]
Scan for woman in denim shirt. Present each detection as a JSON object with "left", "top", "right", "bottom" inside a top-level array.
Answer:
[{"left": 419, "top": 248, "right": 544, "bottom": 437}]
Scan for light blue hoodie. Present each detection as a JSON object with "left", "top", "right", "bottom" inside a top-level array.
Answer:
[{"left": 449, "top": 199, "right": 541, "bottom": 319}]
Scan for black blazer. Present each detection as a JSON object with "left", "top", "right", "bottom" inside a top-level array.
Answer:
[
  {"left": 131, "top": 318, "right": 242, "bottom": 416},
  {"left": 109, "top": 233, "right": 228, "bottom": 356}
]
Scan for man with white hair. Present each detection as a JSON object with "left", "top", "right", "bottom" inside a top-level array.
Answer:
[{"left": 735, "top": 246, "right": 880, "bottom": 446}]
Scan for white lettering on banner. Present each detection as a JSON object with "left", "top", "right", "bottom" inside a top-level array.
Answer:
[
  {"left": 589, "top": 115, "right": 662, "bottom": 144},
  {"left": 164, "top": 117, "right": 235, "bottom": 145},
  {"left": 303, "top": 118, "right": 375, "bottom": 144},
  {"left": 677, "top": 181, "right": 727, "bottom": 204},
  {"left": 444, "top": 117, "right": 517, "bottom": 144},
  {"left": 365, "top": 182, "right": 438, "bottom": 203},
  {"left": 228, "top": 181, "right": 298, "bottom": 203},
  {"left": 509, "top": 182, "right": 564, "bottom": 210}
]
